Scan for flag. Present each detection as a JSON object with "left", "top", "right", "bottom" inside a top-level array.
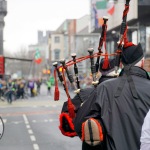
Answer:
[
  {"left": 34, "top": 49, "right": 42, "bottom": 64},
  {"left": 107, "top": 1, "right": 115, "bottom": 15},
  {"left": 91, "top": 0, "right": 107, "bottom": 28}
]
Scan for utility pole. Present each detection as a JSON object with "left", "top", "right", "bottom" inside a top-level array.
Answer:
[
  {"left": 0, "top": 0, "right": 7, "bottom": 55},
  {"left": 0, "top": 0, "right": 7, "bottom": 79}
]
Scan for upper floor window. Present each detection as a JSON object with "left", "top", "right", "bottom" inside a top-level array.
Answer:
[
  {"left": 55, "top": 36, "right": 60, "bottom": 43},
  {"left": 54, "top": 49, "right": 60, "bottom": 60}
]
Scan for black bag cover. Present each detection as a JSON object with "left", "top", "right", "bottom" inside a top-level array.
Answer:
[{"left": 61, "top": 87, "right": 94, "bottom": 113}]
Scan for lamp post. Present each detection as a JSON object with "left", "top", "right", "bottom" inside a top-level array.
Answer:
[{"left": 0, "top": 0, "right": 7, "bottom": 55}]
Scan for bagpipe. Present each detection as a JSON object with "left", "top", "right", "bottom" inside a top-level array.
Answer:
[{"left": 53, "top": 0, "right": 131, "bottom": 140}]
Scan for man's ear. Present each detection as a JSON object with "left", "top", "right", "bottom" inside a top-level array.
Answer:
[{"left": 141, "top": 58, "right": 144, "bottom": 68}]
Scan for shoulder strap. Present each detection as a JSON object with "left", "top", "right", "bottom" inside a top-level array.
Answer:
[
  {"left": 125, "top": 67, "right": 138, "bottom": 99},
  {"left": 114, "top": 76, "right": 126, "bottom": 98},
  {"left": 115, "top": 65, "right": 138, "bottom": 99}
]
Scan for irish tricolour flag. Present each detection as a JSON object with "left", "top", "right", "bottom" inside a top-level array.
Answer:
[
  {"left": 107, "top": 0, "right": 115, "bottom": 15},
  {"left": 34, "top": 49, "right": 42, "bottom": 64}
]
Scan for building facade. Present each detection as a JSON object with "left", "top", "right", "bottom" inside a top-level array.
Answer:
[
  {"left": 28, "top": 31, "right": 52, "bottom": 78},
  {"left": 90, "top": 0, "right": 150, "bottom": 72},
  {"left": 51, "top": 33, "right": 64, "bottom": 61},
  {"left": 48, "top": 15, "right": 100, "bottom": 75}
]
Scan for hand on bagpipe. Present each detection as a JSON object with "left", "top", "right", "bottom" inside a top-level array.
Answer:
[{"left": 53, "top": 0, "right": 131, "bottom": 139}]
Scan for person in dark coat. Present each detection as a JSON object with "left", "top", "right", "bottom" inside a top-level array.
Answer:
[
  {"left": 59, "top": 57, "right": 118, "bottom": 150},
  {"left": 28, "top": 80, "right": 35, "bottom": 97},
  {"left": 78, "top": 58, "right": 118, "bottom": 150},
  {"left": 82, "top": 42, "right": 150, "bottom": 150}
]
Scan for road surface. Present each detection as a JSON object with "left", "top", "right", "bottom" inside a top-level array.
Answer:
[{"left": 0, "top": 85, "right": 82, "bottom": 150}]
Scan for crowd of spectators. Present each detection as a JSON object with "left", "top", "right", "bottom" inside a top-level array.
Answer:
[{"left": 0, "top": 76, "right": 55, "bottom": 104}]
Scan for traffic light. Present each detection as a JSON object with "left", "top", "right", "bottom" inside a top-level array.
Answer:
[{"left": 47, "top": 70, "right": 50, "bottom": 74}]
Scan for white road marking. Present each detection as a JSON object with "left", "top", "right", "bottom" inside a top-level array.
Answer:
[
  {"left": 3, "top": 119, "right": 7, "bottom": 123},
  {"left": 30, "top": 135, "right": 36, "bottom": 141},
  {"left": 32, "top": 120, "right": 37, "bottom": 123},
  {"left": 23, "top": 115, "right": 40, "bottom": 149},
  {"left": 26, "top": 125, "right": 30, "bottom": 129},
  {"left": 28, "top": 129, "right": 33, "bottom": 134},
  {"left": 13, "top": 121, "right": 19, "bottom": 124},
  {"left": 33, "top": 144, "right": 39, "bottom": 150},
  {"left": 0, "top": 119, "right": 7, "bottom": 125},
  {"left": 49, "top": 119, "right": 53, "bottom": 122},
  {"left": 23, "top": 114, "right": 29, "bottom": 124},
  {"left": 44, "top": 119, "right": 48, "bottom": 122},
  {"left": 33, "top": 105, "right": 37, "bottom": 108}
]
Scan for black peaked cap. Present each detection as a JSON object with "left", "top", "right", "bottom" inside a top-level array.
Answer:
[
  {"left": 121, "top": 43, "right": 144, "bottom": 66},
  {"left": 99, "top": 58, "right": 115, "bottom": 75}
]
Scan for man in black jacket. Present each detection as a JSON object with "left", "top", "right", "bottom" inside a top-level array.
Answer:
[
  {"left": 79, "top": 58, "right": 118, "bottom": 150},
  {"left": 59, "top": 58, "right": 118, "bottom": 150},
  {"left": 82, "top": 42, "right": 150, "bottom": 150}
]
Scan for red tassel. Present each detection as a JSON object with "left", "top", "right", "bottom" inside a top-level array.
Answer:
[
  {"left": 68, "top": 98, "right": 75, "bottom": 119},
  {"left": 54, "top": 86, "right": 59, "bottom": 101},
  {"left": 124, "top": 42, "right": 135, "bottom": 48},
  {"left": 54, "top": 69, "right": 60, "bottom": 101},
  {"left": 102, "top": 54, "right": 109, "bottom": 69}
]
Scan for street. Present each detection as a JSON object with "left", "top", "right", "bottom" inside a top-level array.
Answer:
[{"left": 0, "top": 85, "right": 82, "bottom": 150}]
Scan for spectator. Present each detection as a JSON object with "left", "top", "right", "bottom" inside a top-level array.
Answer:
[
  {"left": 46, "top": 79, "right": 52, "bottom": 95},
  {"left": 28, "top": 79, "right": 34, "bottom": 97},
  {"left": 17, "top": 81, "right": 25, "bottom": 99},
  {"left": 6, "top": 79, "right": 13, "bottom": 104},
  {"left": 36, "top": 79, "right": 42, "bottom": 95}
]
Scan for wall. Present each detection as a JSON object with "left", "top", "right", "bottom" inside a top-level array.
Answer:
[{"left": 76, "top": 15, "right": 90, "bottom": 34}]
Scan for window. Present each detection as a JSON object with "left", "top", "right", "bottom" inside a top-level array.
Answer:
[
  {"left": 54, "top": 36, "right": 60, "bottom": 43},
  {"left": 54, "top": 49, "right": 60, "bottom": 60},
  {"left": 132, "top": 31, "right": 138, "bottom": 45}
]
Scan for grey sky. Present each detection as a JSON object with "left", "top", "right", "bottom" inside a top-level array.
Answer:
[{"left": 4, "top": 0, "right": 90, "bottom": 52}]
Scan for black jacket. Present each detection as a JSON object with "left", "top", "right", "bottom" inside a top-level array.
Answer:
[
  {"left": 61, "top": 75, "right": 117, "bottom": 150},
  {"left": 61, "top": 87, "right": 94, "bottom": 113},
  {"left": 90, "top": 66, "right": 150, "bottom": 150},
  {"left": 74, "top": 76, "right": 117, "bottom": 150}
]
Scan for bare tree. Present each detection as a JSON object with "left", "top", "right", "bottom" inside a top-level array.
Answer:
[{"left": 4, "top": 45, "right": 32, "bottom": 78}]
